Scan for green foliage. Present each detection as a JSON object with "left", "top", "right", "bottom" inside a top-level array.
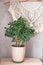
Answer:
[{"left": 5, "top": 16, "right": 35, "bottom": 46}]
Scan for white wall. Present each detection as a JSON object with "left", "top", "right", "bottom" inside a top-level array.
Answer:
[{"left": 0, "top": 2, "right": 43, "bottom": 60}]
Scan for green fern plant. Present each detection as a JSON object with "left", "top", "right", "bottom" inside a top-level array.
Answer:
[{"left": 5, "top": 17, "right": 35, "bottom": 47}]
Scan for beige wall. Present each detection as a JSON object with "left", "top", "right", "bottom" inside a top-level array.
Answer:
[{"left": 0, "top": 1, "right": 43, "bottom": 60}]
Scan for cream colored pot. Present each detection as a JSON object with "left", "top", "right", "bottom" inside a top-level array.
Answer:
[{"left": 12, "top": 46, "right": 25, "bottom": 62}]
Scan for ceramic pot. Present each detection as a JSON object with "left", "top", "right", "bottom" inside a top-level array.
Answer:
[{"left": 12, "top": 45, "right": 25, "bottom": 63}]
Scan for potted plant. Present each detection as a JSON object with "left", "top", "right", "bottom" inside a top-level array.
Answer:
[{"left": 5, "top": 16, "right": 35, "bottom": 63}]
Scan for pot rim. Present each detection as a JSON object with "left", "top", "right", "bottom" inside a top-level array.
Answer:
[{"left": 12, "top": 45, "right": 25, "bottom": 48}]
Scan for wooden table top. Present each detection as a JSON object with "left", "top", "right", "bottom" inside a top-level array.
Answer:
[{"left": 0, "top": 58, "right": 42, "bottom": 65}]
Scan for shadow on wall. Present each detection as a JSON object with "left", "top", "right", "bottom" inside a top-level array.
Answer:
[{"left": 25, "top": 33, "right": 42, "bottom": 60}]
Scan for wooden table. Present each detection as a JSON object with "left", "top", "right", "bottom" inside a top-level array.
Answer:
[{"left": 0, "top": 58, "right": 42, "bottom": 65}]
